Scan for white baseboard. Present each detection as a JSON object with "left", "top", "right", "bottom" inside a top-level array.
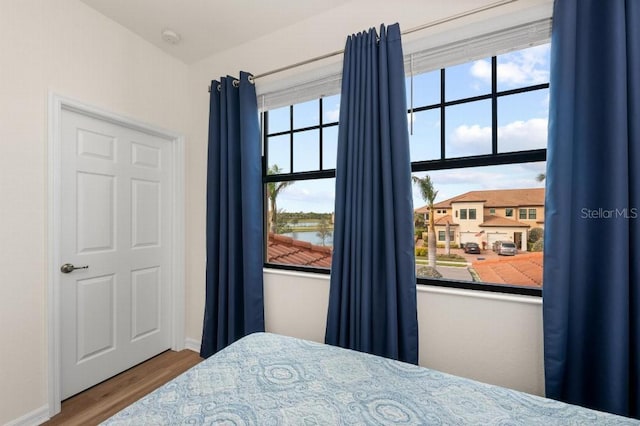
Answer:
[
  {"left": 5, "top": 405, "right": 49, "bottom": 426},
  {"left": 184, "top": 337, "right": 201, "bottom": 353}
]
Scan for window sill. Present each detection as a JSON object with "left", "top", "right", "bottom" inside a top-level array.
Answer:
[{"left": 263, "top": 264, "right": 542, "bottom": 298}]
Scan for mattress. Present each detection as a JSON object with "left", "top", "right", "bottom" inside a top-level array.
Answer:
[{"left": 103, "top": 332, "right": 637, "bottom": 425}]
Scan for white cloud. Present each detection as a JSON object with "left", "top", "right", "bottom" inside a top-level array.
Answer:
[
  {"left": 470, "top": 60, "right": 492, "bottom": 83},
  {"left": 470, "top": 44, "right": 550, "bottom": 88},
  {"left": 449, "top": 124, "right": 492, "bottom": 155},
  {"left": 498, "top": 118, "right": 548, "bottom": 150},
  {"left": 325, "top": 105, "right": 340, "bottom": 122},
  {"left": 279, "top": 184, "right": 335, "bottom": 213},
  {"left": 449, "top": 118, "right": 548, "bottom": 155}
]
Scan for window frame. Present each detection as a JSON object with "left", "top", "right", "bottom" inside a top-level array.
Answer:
[{"left": 262, "top": 49, "right": 548, "bottom": 298}]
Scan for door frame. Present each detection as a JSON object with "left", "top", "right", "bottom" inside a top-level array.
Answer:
[{"left": 46, "top": 93, "right": 185, "bottom": 416}]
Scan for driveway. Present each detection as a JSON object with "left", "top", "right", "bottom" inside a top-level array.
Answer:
[{"left": 436, "top": 265, "right": 473, "bottom": 281}]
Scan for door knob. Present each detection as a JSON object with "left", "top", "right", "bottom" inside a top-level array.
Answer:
[{"left": 60, "top": 263, "right": 89, "bottom": 273}]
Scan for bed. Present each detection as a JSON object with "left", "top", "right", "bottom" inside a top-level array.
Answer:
[{"left": 102, "top": 332, "right": 637, "bottom": 425}]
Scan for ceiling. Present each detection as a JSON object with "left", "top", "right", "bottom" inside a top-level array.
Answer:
[{"left": 80, "top": 0, "right": 351, "bottom": 64}]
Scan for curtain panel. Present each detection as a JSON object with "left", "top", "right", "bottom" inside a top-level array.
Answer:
[
  {"left": 201, "top": 72, "right": 265, "bottom": 359},
  {"left": 543, "top": 0, "right": 640, "bottom": 418},
  {"left": 325, "top": 24, "right": 419, "bottom": 364}
]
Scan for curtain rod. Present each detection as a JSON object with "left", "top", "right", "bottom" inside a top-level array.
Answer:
[{"left": 208, "top": 0, "right": 517, "bottom": 92}]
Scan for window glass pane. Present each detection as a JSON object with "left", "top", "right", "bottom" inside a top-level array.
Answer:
[
  {"left": 505, "top": 208, "right": 514, "bottom": 217},
  {"left": 322, "top": 126, "right": 338, "bottom": 170},
  {"left": 406, "top": 70, "right": 440, "bottom": 108},
  {"left": 445, "top": 99, "right": 492, "bottom": 158},
  {"left": 519, "top": 209, "right": 527, "bottom": 219},
  {"left": 498, "top": 89, "right": 549, "bottom": 153},
  {"left": 268, "top": 106, "right": 290, "bottom": 134},
  {"left": 268, "top": 135, "right": 290, "bottom": 174},
  {"left": 266, "top": 178, "right": 336, "bottom": 269},
  {"left": 497, "top": 44, "right": 550, "bottom": 92},
  {"left": 409, "top": 109, "right": 441, "bottom": 162},
  {"left": 445, "top": 57, "right": 491, "bottom": 101},
  {"left": 293, "top": 100, "right": 319, "bottom": 129},
  {"left": 322, "top": 95, "right": 341, "bottom": 123},
  {"left": 293, "top": 130, "right": 319, "bottom": 172},
  {"left": 529, "top": 209, "right": 537, "bottom": 219},
  {"left": 413, "top": 162, "right": 545, "bottom": 288}
]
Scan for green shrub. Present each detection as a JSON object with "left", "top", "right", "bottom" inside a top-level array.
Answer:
[
  {"left": 528, "top": 227, "right": 544, "bottom": 244},
  {"left": 415, "top": 247, "right": 428, "bottom": 257},
  {"left": 436, "top": 243, "right": 459, "bottom": 249},
  {"left": 531, "top": 238, "right": 544, "bottom": 252}
]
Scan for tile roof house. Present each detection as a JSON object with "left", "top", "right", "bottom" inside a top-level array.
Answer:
[
  {"left": 267, "top": 233, "right": 333, "bottom": 268},
  {"left": 472, "top": 252, "right": 543, "bottom": 287},
  {"left": 416, "top": 188, "right": 545, "bottom": 251}
]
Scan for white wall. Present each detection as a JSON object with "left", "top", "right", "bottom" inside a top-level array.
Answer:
[
  {"left": 0, "top": 0, "right": 553, "bottom": 423},
  {"left": 0, "top": 0, "right": 189, "bottom": 423},
  {"left": 264, "top": 270, "right": 544, "bottom": 396}
]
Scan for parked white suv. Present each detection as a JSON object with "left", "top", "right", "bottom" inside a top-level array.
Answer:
[{"left": 495, "top": 241, "right": 517, "bottom": 256}]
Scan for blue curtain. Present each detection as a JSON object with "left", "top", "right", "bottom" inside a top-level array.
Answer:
[
  {"left": 200, "top": 72, "right": 265, "bottom": 359},
  {"left": 325, "top": 24, "right": 419, "bottom": 364},
  {"left": 543, "top": 0, "right": 639, "bottom": 418}
]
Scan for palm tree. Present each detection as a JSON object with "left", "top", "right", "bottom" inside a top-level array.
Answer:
[
  {"left": 267, "top": 164, "right": 294, "bottom": 233},
  {"left": 412, "top": 175, "right": 439, "bottom": 268}
]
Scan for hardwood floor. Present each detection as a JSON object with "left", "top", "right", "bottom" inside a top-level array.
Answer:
[{"left": 43, "top": 349, "right": 202, "bottom": 425}]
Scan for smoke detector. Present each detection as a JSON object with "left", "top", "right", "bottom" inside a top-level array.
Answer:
[{"left": 161, "top": 29, "right": 181, "bottom": 45}]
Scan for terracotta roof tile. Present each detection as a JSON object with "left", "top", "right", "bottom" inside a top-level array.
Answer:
[
  {"left": 267, "top": 233, "right": 332, "bottom": 268},
  {"left": 472, "top": 252, "right": 543, "bottom": 287},
  {"left": 434, "top": 215, "right": 459, "bottom": 226},
  {"left": 427, "top": 188, "right": 545, "bottom": 209},
  {"left": 479, "top": 215, "right": 530, "bottom": 228}
]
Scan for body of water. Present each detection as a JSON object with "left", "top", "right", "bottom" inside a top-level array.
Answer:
[{"left": 281, "top": 230, "right": 333, "bottom": 247}]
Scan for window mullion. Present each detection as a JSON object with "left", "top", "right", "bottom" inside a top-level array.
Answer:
[{"left": 491, "top": 56, "right": 498, "bottom": 155}]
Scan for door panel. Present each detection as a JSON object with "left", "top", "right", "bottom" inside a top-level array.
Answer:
[
  {"left": 76, "top": 274, "right": 116, "bottom": 361},
  {"left": 60, "top": 108, "right": 172, "bottom": 399},
  {"left": 76, "top": 172, "right": 115, "bottom": 253},
  {"left": 131, "top": 266, "right": 161, "bottom": 341}
]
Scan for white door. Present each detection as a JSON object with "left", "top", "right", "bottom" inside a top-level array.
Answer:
[{"left": 59, "top": 108, "right": 172, "bottom": 399}]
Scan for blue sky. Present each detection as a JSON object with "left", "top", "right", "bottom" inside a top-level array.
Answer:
[{"left": 268, "top": 44, "right": 550, "bottom": 213}]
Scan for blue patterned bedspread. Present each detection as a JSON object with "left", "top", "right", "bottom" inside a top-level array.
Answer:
[{"left": 103, "top": 333, "right": 637, "bottom": 425}]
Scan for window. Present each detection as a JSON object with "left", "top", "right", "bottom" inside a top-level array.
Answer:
[
  {"left": 438, "top": 230, "right": 455, "bottom": 241},
  {"left": 264, "top": 42, "right": 549, "bottom": 295},
  {"left": 264, "top": 96, "right": 340, "bottom": 272},
  {"left": 410, "top": 43, "right": 549, "bottom": 295}
]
